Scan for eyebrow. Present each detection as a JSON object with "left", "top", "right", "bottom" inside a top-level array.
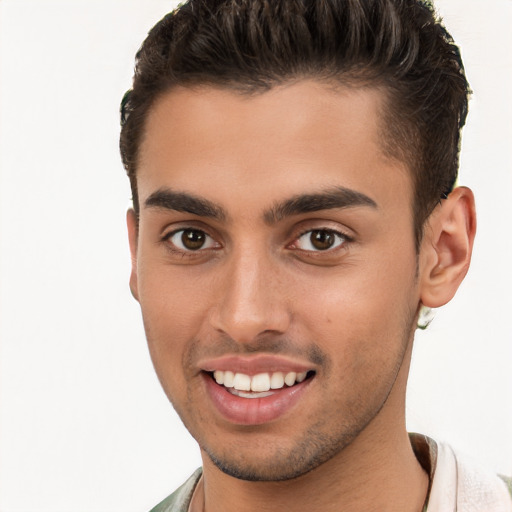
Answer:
[
  {"left": 263, "top": 186, "right": 378, "bottom": 224},
  {"left": 143, "top": 185, "right": 377, "bottom": 224},
  {"left": 144, "top": 188, "right": 227, "bottom": 221}
]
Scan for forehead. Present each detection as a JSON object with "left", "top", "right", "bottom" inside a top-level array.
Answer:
[{"left": 137, "top": 80, "right": 411, "bottom": 215}]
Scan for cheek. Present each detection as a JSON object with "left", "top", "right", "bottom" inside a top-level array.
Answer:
[
  {"left": 136, "top": 263, "right": 215, "bottom": 387},
  {"left": 138, "top": 256, "right": 213, "bottom": 331},
  {"left": 298, "top": 268, "right": 415, "bottom": 321},
  {"left": 292, "top": 256, "right": 418, "bottom": 357},
  {"left": 294, "top": 272, "right": 416, "bottom": 423}
]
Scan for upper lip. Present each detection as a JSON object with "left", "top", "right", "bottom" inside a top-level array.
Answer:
[{"left": 198, "top": 354, "right": 314, "bottom": 375}]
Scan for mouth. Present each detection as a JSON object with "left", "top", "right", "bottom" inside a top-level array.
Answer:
[{"left": 201, "top": 363, "right": 316, "bottom": 425}]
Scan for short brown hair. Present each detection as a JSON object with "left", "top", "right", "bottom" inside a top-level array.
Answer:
[{"left": 120, "top": 0, "right": 470, "bottom": 247}]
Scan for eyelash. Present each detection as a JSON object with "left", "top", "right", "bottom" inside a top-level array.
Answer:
[
  {"left": 161, "top": 228, "right": 220, "bottom": 256},
  {"left": 290, "top": 228, "right": 352, "bottom": 253},
  {"left": 160, "top": 227, "right": 352, "bottom": 258}
]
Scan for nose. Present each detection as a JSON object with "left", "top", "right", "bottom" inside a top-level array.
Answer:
[{"left": 209, "top": 248, "right": 291, "bottom": 344}]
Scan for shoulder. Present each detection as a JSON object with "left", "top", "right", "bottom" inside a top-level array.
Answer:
[
  {"left": 149, "top": 468, "right": 203, "bottom": 512},
  {"left": 433, "top": 440, "right": 512, "bottom": 510}
]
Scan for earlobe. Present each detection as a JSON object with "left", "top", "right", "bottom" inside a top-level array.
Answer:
[
  {"left": 419, "top": 186, "right": 476, "bottom": 308},
  {"left": 126, "top": 209, "right": 140, "bottom": 302}
]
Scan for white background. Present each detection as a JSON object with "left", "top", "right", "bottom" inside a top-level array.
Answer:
[{"left": 0, "top": 1, "right": 511, "bottom": 511}]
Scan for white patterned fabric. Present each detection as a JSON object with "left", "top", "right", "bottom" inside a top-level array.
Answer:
[{"left": 425, "top": 438, "right": 512, "bottom": 512}]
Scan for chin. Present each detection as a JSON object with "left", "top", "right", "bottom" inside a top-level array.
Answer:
[{"left": 201, "top": 424, "right": 362, "bottom": 482}]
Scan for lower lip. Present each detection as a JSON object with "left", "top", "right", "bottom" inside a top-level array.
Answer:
[{"left": 203, "top": 373, "right": 313, "bottom": 425}]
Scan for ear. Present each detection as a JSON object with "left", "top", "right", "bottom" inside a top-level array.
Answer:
[
  {"left": 419, "top": 186, "right": 476, "bottom": 308},
  {"left": 126, "top": 209, "right": 140, "bottom": 302}
]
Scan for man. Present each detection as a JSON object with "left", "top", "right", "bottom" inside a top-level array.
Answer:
[{"left": 119, "top": 0, "right": 512, "bottom": 510}]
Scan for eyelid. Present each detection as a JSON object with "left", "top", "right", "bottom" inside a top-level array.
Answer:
[
  {"left": 161, "top": 219, "right": 221, "bottom": 241},
  {"left": 289, "top": 227, "right": 353, "bottom": 253},
  {"left": 162, "top": 226, "right": 221, "bottom": 253}
]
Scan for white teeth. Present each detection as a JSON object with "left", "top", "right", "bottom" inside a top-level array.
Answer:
[
  {"left": 270, "top": 372, "right": 285, "bottom": 389},
  {"left": 296, "top": 371, "right": 307, "bottom": 383},
  {"left": 251, "top": 373, "right": 271, "bottom": 392},
  {"left": 223, "top": 371, "right": 235, "bottom": 388},
  {"left": 233, "top": 373, "right": 251, "bottom": 391},
  {"left": 212, "top": 370, "right": 310, "bottom": 392},
  {"left": 230, "top": 389, "right": 274, "bottom": 399},
  {"left": 284, "top": 372, "right": 297, "bottom": 387}
]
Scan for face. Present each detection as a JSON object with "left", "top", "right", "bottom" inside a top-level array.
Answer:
[{"left": 129, "top": 81, "right": 421, "bottom": 481}]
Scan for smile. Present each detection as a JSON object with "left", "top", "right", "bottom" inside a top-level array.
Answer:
[
  {"left": 202, "top": 364, "right": 315, "bottom": 425},
  {"left": 212, "top": 370, "right": 309, "bottom": 398}
]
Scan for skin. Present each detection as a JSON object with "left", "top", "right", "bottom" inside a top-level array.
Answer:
[{"left": 127, "top": 81, "right": 476, "bottom": 511}]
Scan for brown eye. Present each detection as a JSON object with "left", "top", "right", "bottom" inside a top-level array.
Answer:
[
  {"left": 181, "top": 229, "right": 206, "bottom": 250},
  {"left": 310, "top": 230, "right": 335, "bottom": 250},
  {"left": 167, "top": 229, "right": 217, "bottom": 251},
  {"left": 295, "top": 229, "right": 346, "bottom": 252}
]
